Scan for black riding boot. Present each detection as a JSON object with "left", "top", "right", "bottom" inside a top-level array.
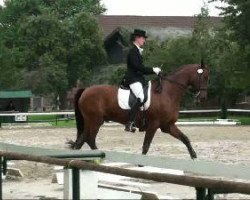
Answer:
[{"left": 125, "top": 98, "right": 142, "bottom": 132}]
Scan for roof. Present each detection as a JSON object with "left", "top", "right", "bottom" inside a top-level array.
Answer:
[
  {"left": 98, "top": 15, "right": 222, "bottom": 36},
  {"left": 104, "top": 27, "right": 128, "bottom": 48},
  {"left": 0, "top": 90, "right": 33, "bottom": 98}
]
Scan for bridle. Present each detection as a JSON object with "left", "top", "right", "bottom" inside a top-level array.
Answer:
[
  {"left": 156, "top": 68, "right": 208, "bottom": 100},
  {"left": 195, "top": 68, "right": 208, "bottom": 99}
]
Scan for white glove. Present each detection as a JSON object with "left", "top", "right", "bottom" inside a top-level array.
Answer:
[{"left": 153, "top": 67, "right": 161, "bottom": 75}]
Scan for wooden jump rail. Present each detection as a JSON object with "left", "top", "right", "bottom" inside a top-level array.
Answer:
[{"left": 0, "top": 151, "right": 250, "bottom": 200}]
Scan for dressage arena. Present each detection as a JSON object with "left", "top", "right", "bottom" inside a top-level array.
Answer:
[{"left": 0, "top": 125, "right": 250, "bottom": 199}]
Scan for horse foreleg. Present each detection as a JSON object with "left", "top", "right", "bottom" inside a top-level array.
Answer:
[
  {"left": 168, "top": 123, "right": 197, "bottom": 159},
  {"left": 142, "top": 124, "right": 158, "bottom": 155}
]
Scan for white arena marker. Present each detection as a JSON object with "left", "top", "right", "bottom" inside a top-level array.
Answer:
[{"left": 128, "top": 166, "right": 184, "bottom": 176}]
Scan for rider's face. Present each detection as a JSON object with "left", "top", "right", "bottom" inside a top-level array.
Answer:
[{"left": 135, "top": 36, "right": 146, "bottom": 47}]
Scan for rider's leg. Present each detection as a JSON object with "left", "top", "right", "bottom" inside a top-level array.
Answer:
[
  {"left": 125, "top": 82, "right": 144, "bottom": 132},
  {"left": 125, "top": 98, "right": 141, "bottom": 132}
]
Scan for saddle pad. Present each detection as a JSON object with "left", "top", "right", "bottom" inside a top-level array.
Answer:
[{"left": 118, "top": 81, "right": 151, "bottom": 110}]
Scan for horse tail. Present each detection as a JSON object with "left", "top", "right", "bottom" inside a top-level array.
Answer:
[{"left": 74, "top": 88, "right": 85, "bottom": 135}]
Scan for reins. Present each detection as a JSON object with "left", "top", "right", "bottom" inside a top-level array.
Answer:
[
  {"left": 163, "top": 77, "right": 187, "bottom": 90},
  {"left": 155, "top": 72, "right": 187, "bottom": 93}
]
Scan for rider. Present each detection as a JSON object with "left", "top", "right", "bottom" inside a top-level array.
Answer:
[{"left": 124, "top": 29, "right": 161, "bottom": 132}]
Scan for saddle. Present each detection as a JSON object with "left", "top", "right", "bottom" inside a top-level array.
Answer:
[{"left": 118, "top": 81, "right": 152, "bottom": 110}]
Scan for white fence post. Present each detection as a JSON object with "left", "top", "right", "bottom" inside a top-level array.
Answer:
[
  {"left": 63, "top": 168, "right": 98, "bottom": 200},
  {"left": 63, "top": 168, "right": 72, "bottom": 199}
]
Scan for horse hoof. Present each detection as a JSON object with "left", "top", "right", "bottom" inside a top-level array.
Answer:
[
  {"left": 73, "top": 141, "right": 85, "bottom": 150},
  {"left": 124, "top": 127, "right": 136, "bottom": 133},
  {"left": 65, "top": 139, "right": 76, "bottom": 149},
  {"left": 191, "top": 152, "right": 197, "bottom": 159}
]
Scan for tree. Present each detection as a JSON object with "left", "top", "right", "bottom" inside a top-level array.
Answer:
[
  {"left": 144, "top": 38, "right": 200, "bottom": 73},
  {"left": 209, "top": 0, "right": 250, "bottom": 88},
  {"left": 210, "top": 0, "right": 250, "bottom": 45},
  {"left": 0, "top": 0, "right": 107, "bottom": 101},
  {"left": 191, "top": 4, "right": 212, "bottom": 61},
  {"left": 0, "top": 45, "right": 24, "bottom": 89}
]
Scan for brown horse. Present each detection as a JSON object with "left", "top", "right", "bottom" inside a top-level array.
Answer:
[{"left": 68, "top": 62, "right": 209, "bottom": 159}]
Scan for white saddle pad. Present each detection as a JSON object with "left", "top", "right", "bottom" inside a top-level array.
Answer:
[{"left": 117, "top": 81, "right": 152, "bottom": 110}]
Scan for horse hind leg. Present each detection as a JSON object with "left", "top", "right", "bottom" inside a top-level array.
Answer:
[
  {"left": 85, "top": 117, "right": 103, "bottom": 150},
  {"left": 73, "top": 130, "right": 87, "bottom": 150},
  {"left": 73, "top": 123, "right": 102, "bottom": 150},
  {"left": 68, "top": 98, "right": 86, "bottom": 149},
  {"left": 162, "top": 123, "right": 197, "bottom": 159},
  {"left": 72, "top": 117, "right": 102, "bottom": 151},
  {"left": 66, "top": 120, "right": 85, "bottom": 149},
  {"left": 70, "top": 116, "right": 87, "bottom": 149},
  {"left": 85, "top": 127, "right": 99, "bottom": 150}
]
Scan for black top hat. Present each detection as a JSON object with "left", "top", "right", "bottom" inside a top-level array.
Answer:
[{"left": 131, "top": 29, "right": 148, "bottom": 39}]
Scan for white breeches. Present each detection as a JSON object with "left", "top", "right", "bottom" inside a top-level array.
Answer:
[{"left": 129, "top": 82, "right": 144, "bottom": 103}]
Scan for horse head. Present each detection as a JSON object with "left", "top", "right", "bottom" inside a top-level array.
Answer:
[
  {"left": 189, "top": 60, "right": 209, "bottom": 102},
  {"left": 155, "top": 60, "right": 209, "bottom": 102}
]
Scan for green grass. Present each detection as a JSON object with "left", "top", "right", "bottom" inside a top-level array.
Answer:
[
  {"left": 230, "top": 116, "right": 250, "bottom": 125},
  {"left": 27, "top": 115, "right": 76, "bottom": 127},
  {"left": 50, "top": 120, "right": 76, "bottom": 127},
  {"left": 28, "top": 115, "right": 58, "bottom": 121}
]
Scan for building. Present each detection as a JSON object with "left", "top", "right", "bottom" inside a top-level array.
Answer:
[
  {"left": 0, "top": 90, "right": 33, "bottom": 112},
  {"left": 98, "top": 15, "right": 222, "bottom": 63}
]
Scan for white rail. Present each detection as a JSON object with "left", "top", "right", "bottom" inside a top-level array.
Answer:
[
  {"left": 0, "top": 111, "right": 74, "bottom": 116},
  {"left": 179, "top": 109, "right": 221, "bottom": 113},
  {"left": 0, "top": 109, "right": 249, "bottom": 117},
  {"left": 228, "top": 109, "right": 250, "bottom": 113}
]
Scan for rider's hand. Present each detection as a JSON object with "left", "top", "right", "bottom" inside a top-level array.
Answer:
[{"left": 153, "top": 67, "right": 161, "bottom": 75}]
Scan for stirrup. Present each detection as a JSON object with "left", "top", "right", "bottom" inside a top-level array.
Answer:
[{"left": 125, "top": 122, "right": 136, "bottom": 133}]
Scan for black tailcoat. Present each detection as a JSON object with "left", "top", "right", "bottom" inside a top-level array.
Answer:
[{"left": 125, "top": 44, "right": 154, "bottom": 85}]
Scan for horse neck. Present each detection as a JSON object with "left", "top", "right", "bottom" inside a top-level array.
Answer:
[{"left": 162, "top": 69, "right": 191, "bottom": 104}]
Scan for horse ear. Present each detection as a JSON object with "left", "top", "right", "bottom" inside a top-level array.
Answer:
[{"left": 200, "top": 58, "right": 205, "bottom": 69}]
